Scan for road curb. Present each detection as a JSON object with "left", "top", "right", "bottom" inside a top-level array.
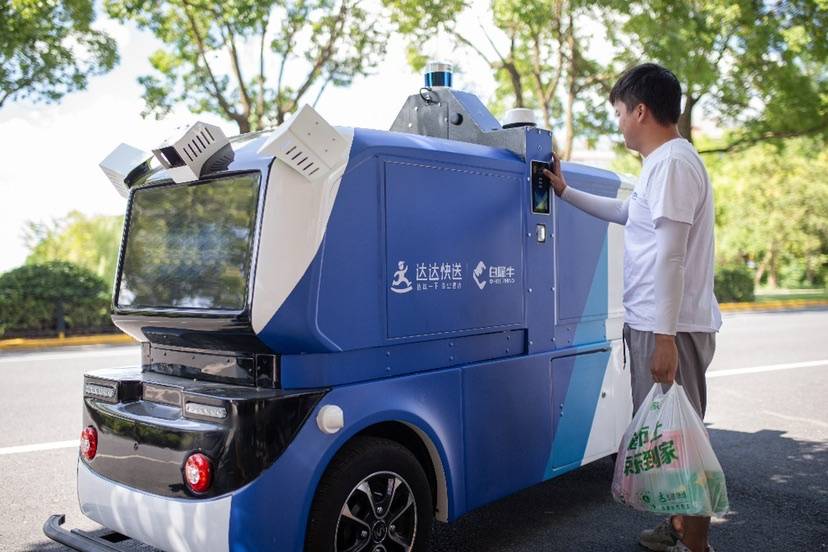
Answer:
[
  {"left": 0, "top": 333, "right": 136, "bottom": 351},
  {"left": 719, "top": 299, "right": 828, "bottom": 313}
]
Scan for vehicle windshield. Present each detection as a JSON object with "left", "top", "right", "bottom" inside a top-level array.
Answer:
[{"left": 117, "top": 173, "right": 260, "bottom": 311}]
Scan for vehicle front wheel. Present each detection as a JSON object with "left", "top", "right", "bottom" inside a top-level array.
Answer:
[{"left": 305, "top": 436, "right": 434, "bottom": 552}]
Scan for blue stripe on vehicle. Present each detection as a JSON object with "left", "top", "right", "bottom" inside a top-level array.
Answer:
[{"left": 544, "top": 231, "right": 611, "bottom": 477}]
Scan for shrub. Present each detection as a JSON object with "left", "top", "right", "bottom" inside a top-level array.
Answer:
[
  {"left": 0, "top": 261, "right": 112, "bottom": 338},
  {"left": 778, "top": 256, "right": 827, "bottom": 289},
  {"left": 715, "top": 264, "right": 755, "bottom": 303}
]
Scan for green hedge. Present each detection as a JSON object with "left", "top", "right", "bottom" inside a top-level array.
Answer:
[
  {"left": 715, "top": 264, "right": 756, "bottom": 303},
  {"left": 0, "top": 261, "right": 112, "bottom": 338}
]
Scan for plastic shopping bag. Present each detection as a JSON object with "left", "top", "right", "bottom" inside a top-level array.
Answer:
[{"left": 611, "top": 383, "right": 729, "bottom": 516}]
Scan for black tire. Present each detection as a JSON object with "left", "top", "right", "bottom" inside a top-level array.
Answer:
[{"left": 305, "top": 436, "right": 434, "bottom": 552}]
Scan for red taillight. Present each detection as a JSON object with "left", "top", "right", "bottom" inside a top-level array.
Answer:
[
  {"left": 184, "top": 453, "right": 212, "bottom": 494},
  {"left": 80, "top": 426, "right": 97, "bottom": 460}
]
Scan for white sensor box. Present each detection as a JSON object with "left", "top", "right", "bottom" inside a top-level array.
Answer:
[
  {"left": 257, "top": 104, "right": 348, "bottom": 182},
  {"left": 99, "top": 143, "right": 152, "bottom": 198},
  {"left": 152, "top": 122, "right": 229, "bottom": 184}
]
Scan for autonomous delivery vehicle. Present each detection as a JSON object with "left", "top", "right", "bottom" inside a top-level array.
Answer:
[{"left": 45, "top": 62, "right": 634, "bottom": 552}]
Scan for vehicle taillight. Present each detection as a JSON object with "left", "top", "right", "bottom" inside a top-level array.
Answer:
[
  {"left": 80, "top": 426, "right": 97, "bottom": 460},
  {"left": 184, "top": 453, "right": 212, "bottom": 494}
]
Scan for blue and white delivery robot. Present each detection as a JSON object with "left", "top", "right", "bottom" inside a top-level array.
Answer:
[{"left": 45, "top": 65, "right": 633, "bottom": 552}]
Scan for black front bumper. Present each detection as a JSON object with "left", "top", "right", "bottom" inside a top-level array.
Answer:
[{"left": 43, "top": 515, "right": 133, "bottom": 552}]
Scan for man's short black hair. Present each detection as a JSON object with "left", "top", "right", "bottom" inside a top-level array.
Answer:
[{"left": 609, "top": 63, "right": 682, "bottom": 125}]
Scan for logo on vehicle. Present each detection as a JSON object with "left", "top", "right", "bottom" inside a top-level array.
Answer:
[
  {"left": 392, "top": 260, "right": 464, "bottom": 292},
  {"left": 473, "top": 261, "right": 518, "bottom": 290},
  {"left": 390, "top": 261, "right": 413, "bottom": 294},
  {"left": 473, "top": 261, "right": 487, "bottom": 290}
]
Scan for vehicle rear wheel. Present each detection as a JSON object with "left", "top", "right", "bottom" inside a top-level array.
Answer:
[{"left": 305, "top": 436, "right": 434, "bottom": 552}]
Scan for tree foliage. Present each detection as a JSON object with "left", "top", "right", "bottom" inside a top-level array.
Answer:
[
  {"left": 0, "top": 0, "right": 118, "bottom": 109},
  {"left": 23, "top": 211, "right": 124, "bottom": 289},
  {"left": 606, "top": 0, "right": 828, "bottom": 152},
  {"left": 385, "top": 0, "right": 615, "bottom": 159},
  {"left": 710, "top": 139, "right": 828, "bottom": 288},
  {"left": 0, "top": 261, "right": 111, "bottom": 337},
  {"left": 388, "top": 0, "right": 828, "bottom": 157},
  {"left": 105, "top": 0, "right": 388, "bottom": 133}
]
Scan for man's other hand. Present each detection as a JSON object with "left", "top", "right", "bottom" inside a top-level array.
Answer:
[
  {"left": 542, "top": 154, "right": 567, "bottom": 197},
  {"left": 650, "top": 334, "right": 678, "bottom": 383}
]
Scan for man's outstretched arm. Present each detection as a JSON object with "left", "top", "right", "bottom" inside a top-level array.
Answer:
[
  {"left": 542, "top": 156, "right": 629, "bottom": 225},
  {"left": 560, "top": 186, "right": 630, "bottom": 225}
]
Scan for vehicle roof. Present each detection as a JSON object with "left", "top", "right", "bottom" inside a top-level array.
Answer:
[{"left": 135, "top": 125, "right": 616, "bottom": 189}]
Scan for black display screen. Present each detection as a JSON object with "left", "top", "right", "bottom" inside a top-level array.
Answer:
[
  {"left": 117, "top": 173, "right": 260, "bottom": 311},
  {"left": 530, "top": 160, "right": 551, "bottom": 214}
]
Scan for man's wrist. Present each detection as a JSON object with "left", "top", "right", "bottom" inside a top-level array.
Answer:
[{"left": 654, "top": 332, "right": 676, "bottom": 343}]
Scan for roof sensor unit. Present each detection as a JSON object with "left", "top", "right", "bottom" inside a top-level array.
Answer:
[
  {"left": 503, "top": 108, "right": 537, "bottom": 129},
  {"left": 257, "top": 104, "right": 348, "bottom": 182},
  {"left": 99, "top": 143, "right": 152, "bottom": 198},
  {"left": 152, "top": 121, "right": 229, "bottom": 183},
  {"left": 424, "top": 60, "right": 453, "bottom": 88}
]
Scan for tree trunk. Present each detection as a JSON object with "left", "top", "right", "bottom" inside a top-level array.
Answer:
[
  {"left": 754, "top": 257, "right": 766, "bottom": 287},
  {"left": 541, "top": 104, "right": 552, "bottom": 131},
  {"left": 678, "top": 95, "right": 696, "bottom": 143},
  {"left": 562, "top": 87, "right": 575, "bottom": 160},
  {"left": 767, "top": 248, "right": 778, "bottom": 289},
  {"left": 562, "top": 16, "right": 576, "bottom": 160},
  {"left": 236, "top": 118, "right": 251, "bottom": 134},
  {"left": 505, "top": 62, "right": 525, "bottom": 108},
  {"left": 55, "top": 299, "right": 65, "bottom": 339}
]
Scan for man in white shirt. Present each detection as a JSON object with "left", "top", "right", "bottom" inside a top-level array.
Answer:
[{"left": 543, "top": 63, "right": 722, "bottom": 552}]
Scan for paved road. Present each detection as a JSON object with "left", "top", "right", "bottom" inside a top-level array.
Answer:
[{"left": 1, "top": 310, "right": 826, "bottom": 551}]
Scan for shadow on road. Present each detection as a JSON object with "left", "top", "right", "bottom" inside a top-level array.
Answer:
[
  {"left": 20, "top": 428, "right": 827, "bottom": 551},
  {"left": 430, "top": 428, "right": 827, "bottom": 551}
]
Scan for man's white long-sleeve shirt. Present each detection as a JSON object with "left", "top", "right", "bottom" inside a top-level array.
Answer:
[{"left": 561, "top": 138, "right": 721, "bottom": 334}]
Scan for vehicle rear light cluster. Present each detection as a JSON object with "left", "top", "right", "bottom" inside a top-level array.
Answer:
[
  {"left": 80, "top": 426, "right": 98, "bottom": 461},
  {"left": 184, "top": 453, "right": 213, "bottom": 493}
]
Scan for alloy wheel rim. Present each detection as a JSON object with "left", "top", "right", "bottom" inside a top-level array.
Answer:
[{"left": 334, "top": 470, "right": 417, "bottom": 552}]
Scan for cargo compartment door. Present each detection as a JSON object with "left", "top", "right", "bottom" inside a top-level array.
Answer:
[{"left": 545, "top": 348, "right": 611, "bottom": 476}]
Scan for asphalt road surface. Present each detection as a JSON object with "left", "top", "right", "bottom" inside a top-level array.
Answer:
[{"left": 1, "top": 309, "right": 826, "bottom": 551}]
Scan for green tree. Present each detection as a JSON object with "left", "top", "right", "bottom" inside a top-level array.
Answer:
[
  {"left": 711, "top": 139, "right": 828, "bottom": 288},
  {"left": 0, "top": 0, "right": 118, "bottom": 109},
  {"left": 105, "top": 0, "right": 388, "bottom": 133},
  {"left": 387, "top": 0, "right": 615, "bottom": 159},
  {"left": 606, "top": 0, "right": 828, "bottom": 152},
  {"left": 24, "top": 211, "right": 124, "bottom": 289},
  {"left": 0, "top": 261, "right": 111, "bottom": 337}
]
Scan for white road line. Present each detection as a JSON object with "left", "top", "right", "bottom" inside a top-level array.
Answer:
[
  {"left": 708, "top": 359, "right": 828, "bottom": 378},
  {"left": 0, "top": 347, "right": 140, "bottom": 364},
  {"left": 761, "top": 410, "right": 828, "bottom": 429},
  {"left": 0, "top": 440, "right": 78, "bottom": 456}
]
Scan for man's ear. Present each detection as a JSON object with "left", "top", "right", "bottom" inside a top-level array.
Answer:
[{"left": 635, "top": 103, "right": 647, "bottom": 123}]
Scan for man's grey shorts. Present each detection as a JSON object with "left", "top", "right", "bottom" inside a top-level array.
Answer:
[{"left": 623, "top": 323, "right": 716, "bottom": 419}]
